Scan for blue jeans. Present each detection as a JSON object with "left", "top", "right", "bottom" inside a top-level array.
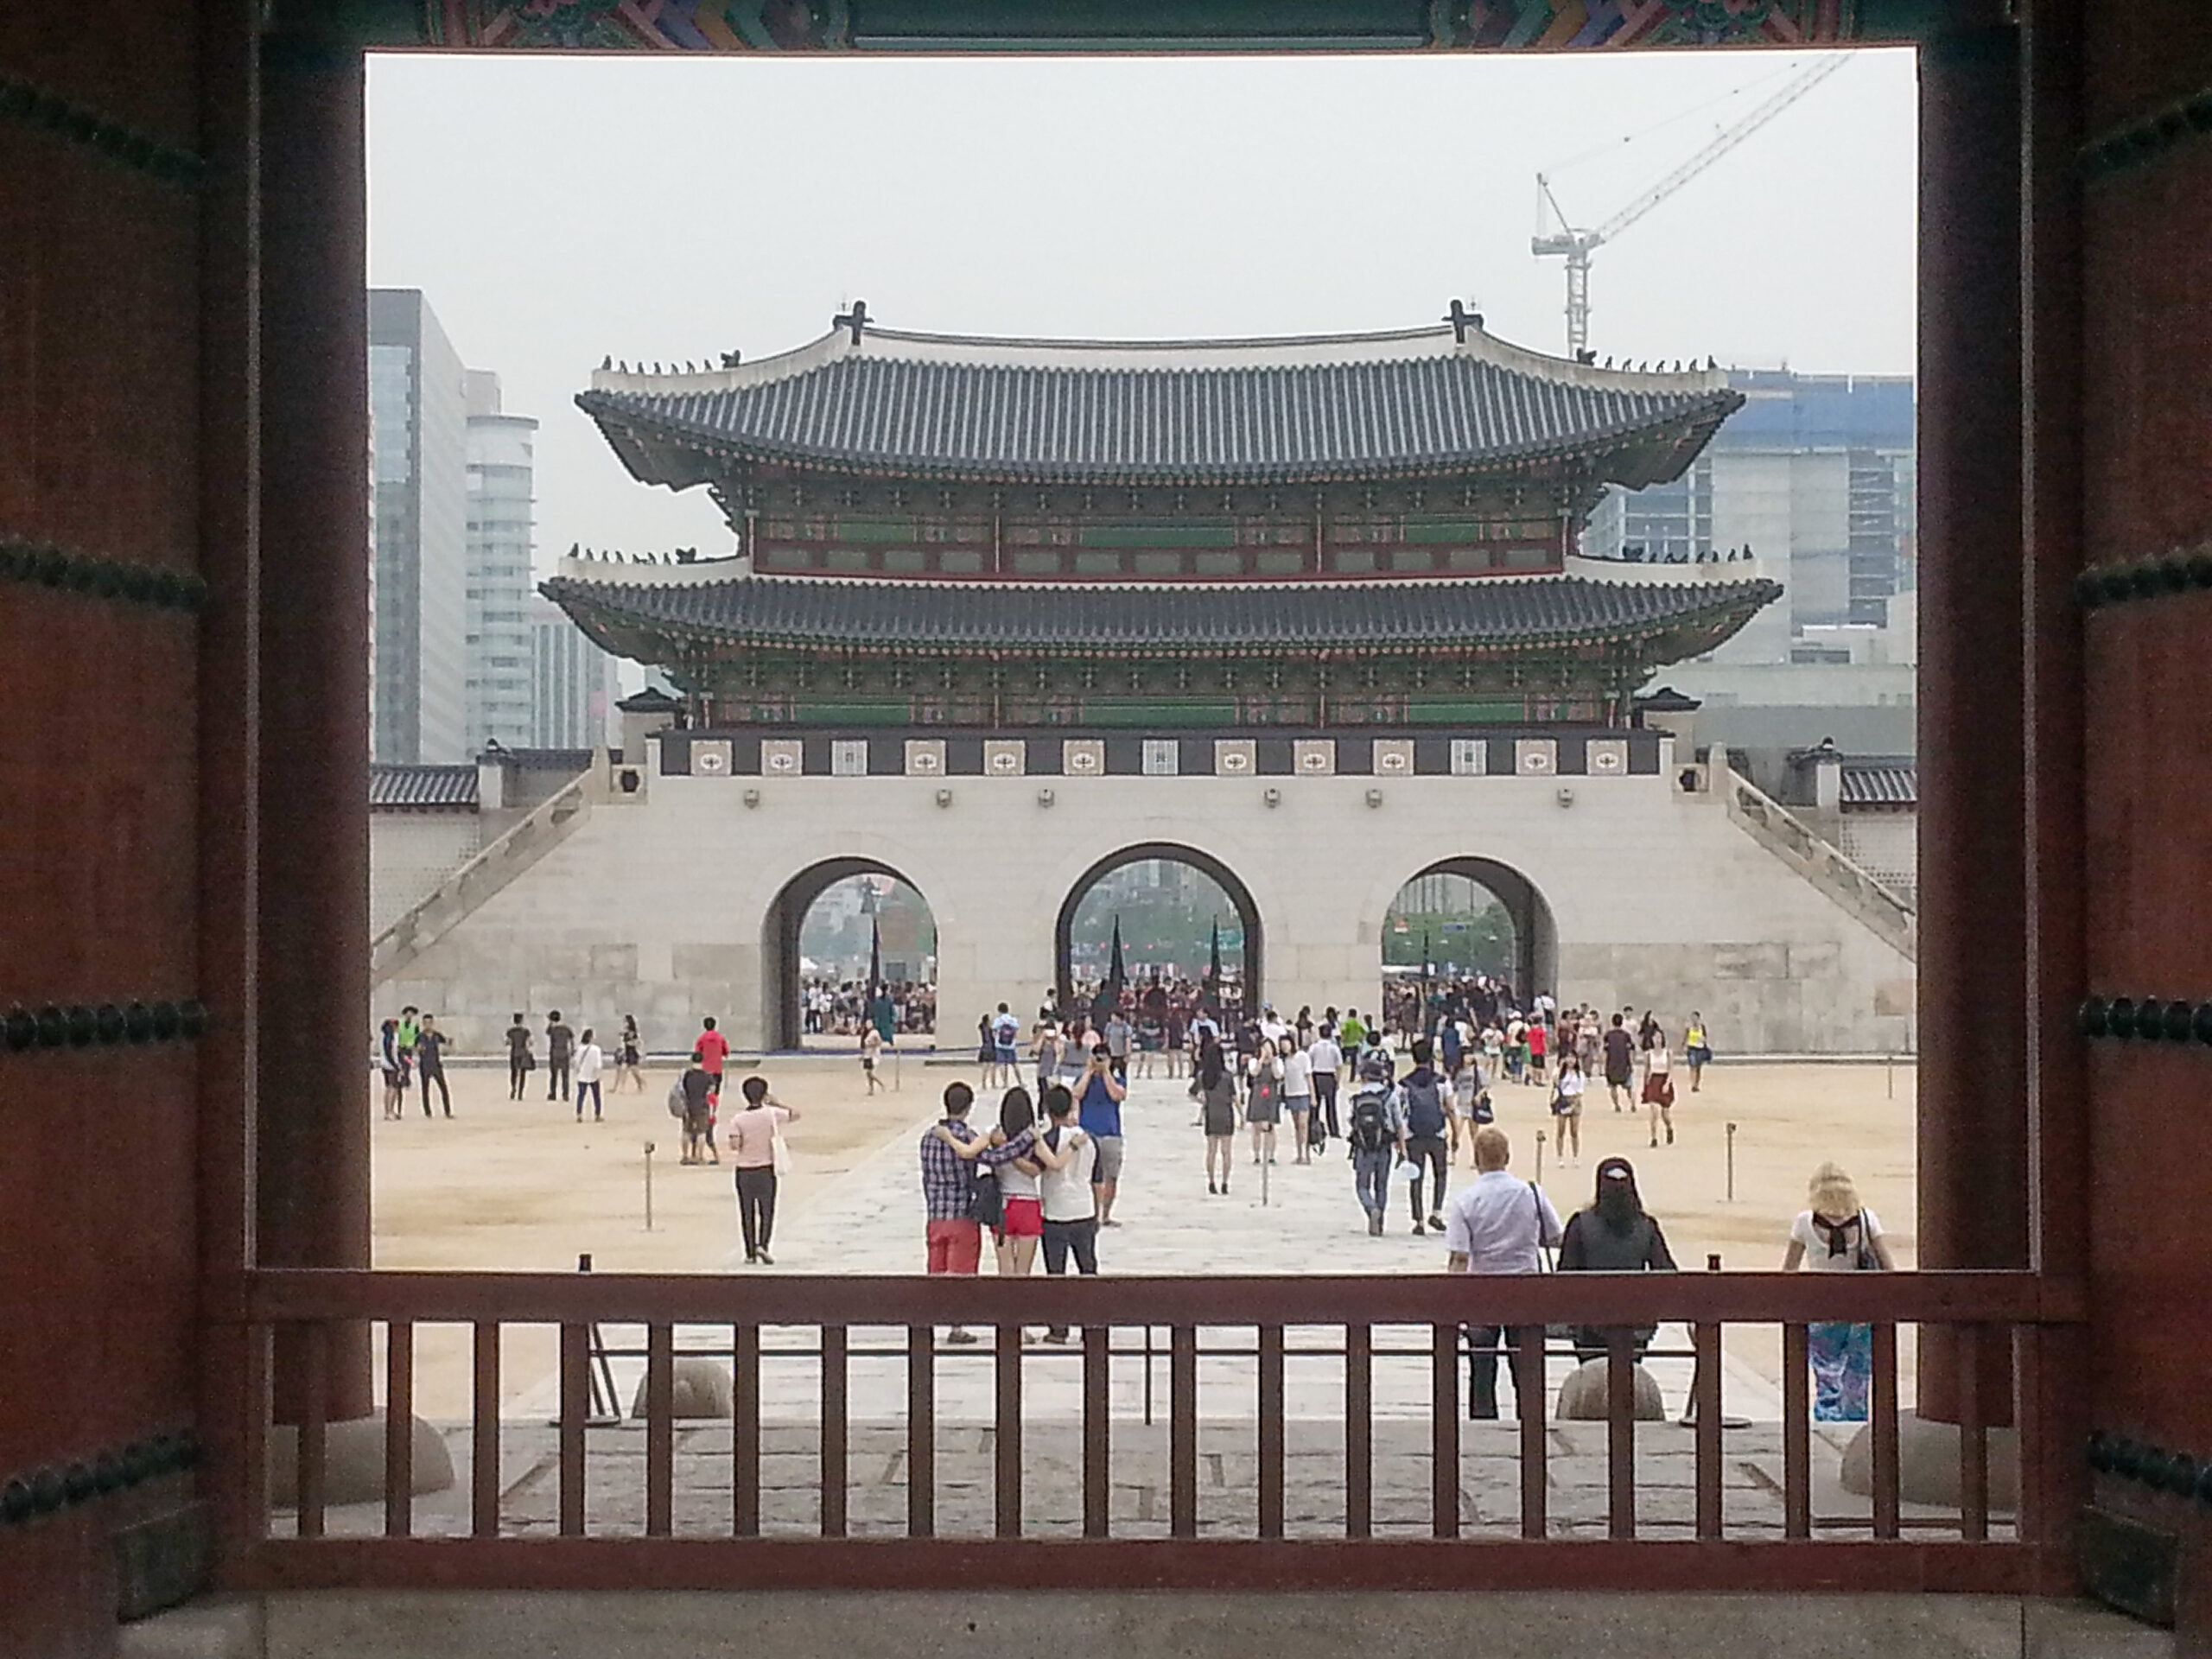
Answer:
[{"left": 1352, "top": 1147, "right": 1394, "bottom": 1217}]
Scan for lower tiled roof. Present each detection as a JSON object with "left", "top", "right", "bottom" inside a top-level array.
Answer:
[
  {"left": 369, "top": 763, "right": 479, "bottom": 809},
  {"left": 542, "top": 572, "right": 1780, "bottom": 655},
  {"left": 1840, "top": 761, "right": 1917, "bottom": 807}
]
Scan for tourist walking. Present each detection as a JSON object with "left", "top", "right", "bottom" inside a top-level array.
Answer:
[
  {"left": 544, "top": 1011, "right": 575, "bottom": 1103},
  {"left": 990, "top": 1003, "right": 1021, "bottom": 1090},
  {"left": 616, "top": 1014, "right": 645, "bottom": 1092},
  {"left": 678, "top": 1051, "right": 718, "bottom": 1164},
  {"left": 1281, "top": 1035, "right": 1315, "bottom": 1164},
  {"left": 378, "top": 1018, "right": 409, "bottom": 1121},
  {"left": 416, "top": 1015, "right": 451, "bottom": 1118},
  {"left": 1642, "top": 1030, "right": 1675, "bottom": 1146},
  {"left": 1683, "top": 1012, "right": 1712, "bottom": 1092},
  {"left": 1194, "top": 1039, "right": 1239, "bottom": 1195},
  {"left": 574, "top": 1027, "right": 605, "bottom": 1122},
  {"left": 1556, "top": 1157, "right": 1676, "bottom": 1361},
  {"left": 1398, "top": 1039, "right": 1452, "bottom": 1234},
  {"left": 918, "top": 1080, "right": 986, "bottom": 1344},
  {"left": 1103, "top": 1009, "right": 1132, "bottom": 1082},
  {"left": 727, "top": 1075, "right": 797, "bottom": 1265},
  {"left": 1783, "top": 1163, "right": 1894, "bottom": 1420},
  {"left": 1308, "top": 1026, "right": 1343, "bottom": 1141},
  {"left": 694, "top": 1015, "right": 729, "bottom": 1098},
  {"left": 1345, "top": 1058, "right": 1403, "bottom": 1236},
  {"left": 1033, "top": 1084, "right": 1098, "bottom": 1342},
  {"left": 505, "top": 1012, "right": 533, "bottom": 1100},
  {"left": 1245, "top": 1039, "right": 1284, "bottom": 1166},
  {"left": 1549, "top": 1054, "right": 1586, "bottom": 1160},
  {"left": 1076, "top": 1043, "right": 1128, "bottom": 1226},
  {"left": 1033, "top": 1020, "right": 1062, "bottom": 1098},
  {"left": 861, "top": 1023, "right": 884, "bottom": 1093},
  {"left": 1444, "top": 1126, "right": 1562, "bottom": 1418},
  {"left": 1602, "top": 1013, "right": 1635, "bottom": 1112}
]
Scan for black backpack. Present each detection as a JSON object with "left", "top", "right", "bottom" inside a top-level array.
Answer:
[
  {"left": 1349, "top": 1090, "right": 1395, "bottom": 1154},
  {"left": 969, "top": 1164, "right": 1002, "bottom": 1230},
  {"left": 1403, "top": 1074, "right": 1446, "bottom": 1139}
]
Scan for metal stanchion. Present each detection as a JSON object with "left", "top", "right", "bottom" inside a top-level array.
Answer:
[
  {"left": 642, "top": 1141, "right": 656, "bottom": 1231},
  {"left": 1725, "top": 1122, "right": 1737, "bottom": 1202},
  {"left": 1535, "top": 1128, "right": 1547, "bottom": 1185}
]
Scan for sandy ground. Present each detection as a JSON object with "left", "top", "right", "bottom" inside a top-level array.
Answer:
[
  {"left": 374, "top": 1054, "right": 1916, "bottom": 1418},
  {"left": 374, "top": 1052, "right": 940, "bottom": 1413}
]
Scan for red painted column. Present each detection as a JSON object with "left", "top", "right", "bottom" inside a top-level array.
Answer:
[
  {"left": 256, "top": 33, "right": 373, "bottom": 1423},
  {"left": 1916, "top": 24, "right": 2029, "bottom": 1425}
]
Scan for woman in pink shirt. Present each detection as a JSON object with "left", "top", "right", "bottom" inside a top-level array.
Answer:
[{"left": 726, "top": 1075, "right": 798, "bottom": 1265}]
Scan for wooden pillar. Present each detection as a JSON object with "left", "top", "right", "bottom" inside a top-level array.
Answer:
[
  {"left": 256, "top": 32, "right": 373, "bottom": 1423},
  {"left": 1916, "top": 23, "right": 2028, "bottom": 1425}
]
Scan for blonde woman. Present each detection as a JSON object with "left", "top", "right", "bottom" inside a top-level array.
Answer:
[{"left": 1782, "top": 1163, "right": 1897, "bottom": 1421}]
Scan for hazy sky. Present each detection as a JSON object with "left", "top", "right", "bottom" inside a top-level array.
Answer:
[{"left": 365, "top": 48, "right": 1917, "bottom": 568}]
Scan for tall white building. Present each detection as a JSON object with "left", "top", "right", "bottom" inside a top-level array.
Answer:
[
  {"left": 369, "top": 289, "right": 470, "bottom": 764},
  {"left": 527, "top": 593, "right": 615, "bottom": 750},
  {"left": 464, "top": 372, "right": 538, "bottom": 753}
]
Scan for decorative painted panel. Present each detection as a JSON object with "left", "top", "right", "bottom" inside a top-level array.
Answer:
[
  {"left": 690, "top": 737, "right": 732, "bottom": 777},
  {"left": 1372, "top": 738, "right": 1414, "bottom": 775},
  {"left": 1294, "top": 738, "right": 1337, "bottom": 776},
  {"left": 1516, "top": 737, "right": 1558, "bottom": 775},
  {"left": 830, "top": 738, "right": 868, "bottom": 776},
  {"left": 1451, "top": 738, "right": 1487, "bottom": 776},
  {"left": 1214, "top": 739, "right": 1256, "bottom": 776},
  {"left": 905, "top": 738, "right": 945, "bottom": 776},
  {"left": 1586, "top": 737, "right": 1629, "bottom": 775},
  {"left": 1063, "top": 739, "right": 1105, "bottom": 776},
  {"left": 760, "top": 738, "right": 803, "bottom": 776},
  {"left": 1142, "top": 738, "right": 1179, "bottom": 776},
  {"left": 984, "top": 739, "right": 1027, "bottom": 777}
]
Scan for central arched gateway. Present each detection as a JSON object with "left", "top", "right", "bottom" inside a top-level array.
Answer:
[
  {"left": 1054, "top": 842, "right": 1262, "bottom": 1014},
  {"left": 1389, "top": 855, "right": 1559, "bottom": 1006},
  {"left": 761, "top": 857, "right": 936, "bottom": 1052}
]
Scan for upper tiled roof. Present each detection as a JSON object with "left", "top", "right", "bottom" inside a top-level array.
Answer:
[
  {"left": 1840, "top": 760, "right": 1917, "bottom": 807},
  {"left": 579, "top": 321, "right": 1741, "bottom": 487},
  {"left": 369, "top": 763, "right": 478, "bottom": 809},
  {"left": 543, "top": 571, "right": 1780, "bottom": 657}
]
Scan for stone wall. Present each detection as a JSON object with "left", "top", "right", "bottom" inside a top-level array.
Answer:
[
  {"left": 369, "top": 810, "right": 481, "bottom": 935},
  {"left": 383, "top": 751, "right": 1915, "bottom": 1058}
]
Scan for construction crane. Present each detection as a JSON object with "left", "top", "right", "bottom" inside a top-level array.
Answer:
[{"left": 1531, "top": 56, "right": 1848, "bottom": 360}]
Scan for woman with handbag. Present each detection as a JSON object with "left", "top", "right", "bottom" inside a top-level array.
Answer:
[
  {"left": 1782, "top": 1163, "right": 1896, "bottom": 1421},
  {"left": 1549, "top": 1055, "right": 1587, "bottom": 1161},
  {"left": 1193, "top": 1039, "right": 1239, "bottom": 1196},
  {"left": 726, "top": 1076, "right": 800, "bottom": 1266}
]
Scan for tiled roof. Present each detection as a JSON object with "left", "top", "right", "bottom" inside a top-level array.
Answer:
[
  {"left": 1840, "top": 761, "right": 1917, "bottom": 808},
  {"left": 542, "top": 572, "right": 1781, "bottom": 656},
  {"left": 579, "top": 324, "right": 1741, "bottom": 486},
  {"left": 369, "top": 764, "right": 479, "bottom": 809}
]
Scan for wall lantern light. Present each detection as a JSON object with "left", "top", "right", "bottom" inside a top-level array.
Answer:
[
  {"left": 1365, "top": 788, "right": 1384, "bottom": 809},
  {"left": 1263, "top": 787, "right": 1281, "bottom": 808},
  {"left": 935, "top": 787, "right": 954, "bottom": 808},
  {"left": 742, "top": 788, "right": 761, "bottom": 809},
  {"left": 1037, "top": 788, "right": 1056, "bottom": 808},
  {"left": 1556, "top": 787, "right": 1576, "bottom": 809}
]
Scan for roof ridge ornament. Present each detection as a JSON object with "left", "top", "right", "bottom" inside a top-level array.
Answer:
[
  {"left": 835, "top": 299, "right": 870, "bottom": 346},
  {"left": 1443, "top": 299, "right": 1484, "bottom": 345}
]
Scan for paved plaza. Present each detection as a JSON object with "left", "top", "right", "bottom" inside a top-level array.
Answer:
[{"left": 322, "top": 1063, "right": 1973, "bottom": 1545}]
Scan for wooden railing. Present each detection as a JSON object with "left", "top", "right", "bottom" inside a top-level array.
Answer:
[{"left": 217, "top": 1268, "right": 2083, "bottom": 1593}]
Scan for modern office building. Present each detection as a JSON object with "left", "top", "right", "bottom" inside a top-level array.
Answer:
[
  {"left": 1584, "top": 370, "right": 1916, "bottom": 654},
  {"left": 463, "top": 372, "right": 538, "bottom": 753},
  {"left": 368, "top": 289, "right": 470, "bottom": 764},
  {"left": 526, "top": 591, "right": 615, "bottom": 750}
]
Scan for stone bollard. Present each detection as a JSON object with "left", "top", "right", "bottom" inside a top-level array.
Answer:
[
  {"left": 629, "top": 1357, "right": 735, "bottom": 1421},
  {"left": 1554, "top": 1357, "right": 1668, "bottom": 1422}
]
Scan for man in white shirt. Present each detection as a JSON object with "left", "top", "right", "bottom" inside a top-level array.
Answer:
[
  {"left": 573, "top": 1027, "right": 606, "bottom": 1122},
  {"left": 1033, "top": 1086, "right": 1098, "bottom": 1342},
  {"left": 1443, "top": 1125, "right": 1562, "bottom": 1417},
  {"left": 1306, "top": 1030, "right": 1344, "bottom": 1139},
  {"left": 1259, "top": 1004, "right": 1288, "bottom": 1047}
]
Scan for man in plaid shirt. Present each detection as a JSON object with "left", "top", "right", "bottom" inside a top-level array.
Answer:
[{"left": 920, "top": 1081, "right": 986, "bottom": 1344}]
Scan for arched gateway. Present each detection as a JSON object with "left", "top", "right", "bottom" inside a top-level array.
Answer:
[
  {"left": 1055, "top": 842, "right": 1263, "bottom": 1014},
  {"left": 761, "top": 858, "right": 935, "bottom": 1052}
]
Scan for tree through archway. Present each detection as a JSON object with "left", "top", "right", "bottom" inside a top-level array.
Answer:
[{"left": 1382, "top": 857, "right": 1557, "bottom": 1027}]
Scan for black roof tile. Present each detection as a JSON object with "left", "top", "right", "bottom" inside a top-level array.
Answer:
[{"left": 369, "top": 763, "right": 479, "bottom": 809}]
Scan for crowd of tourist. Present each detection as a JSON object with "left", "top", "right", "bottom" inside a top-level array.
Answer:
[{"left": 803, "top": 978, "right": 935, "bottom": 1037}]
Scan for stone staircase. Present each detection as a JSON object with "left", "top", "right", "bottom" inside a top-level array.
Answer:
[
  {"left": 1711, "top": 760, "right": 1917, "bottom": 962},
  {"left": 371, "top": 770, "right": 597, "bottom": 984}
]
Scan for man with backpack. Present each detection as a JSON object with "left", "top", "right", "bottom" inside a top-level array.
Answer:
[
  {"left": 1399, "top": 1039, "right": 1452, "bottom": 1234},
  {"left": 1345, "top": 1057, "right": 1404, "bottom": 1237}
]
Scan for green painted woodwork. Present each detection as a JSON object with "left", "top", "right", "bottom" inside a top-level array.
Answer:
[
  {"left": 1402, "top": 699, "right": 1529, "bottom": 724},
  {"left": 794, "top": 700, "right": 914, "bottom": 724}
]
